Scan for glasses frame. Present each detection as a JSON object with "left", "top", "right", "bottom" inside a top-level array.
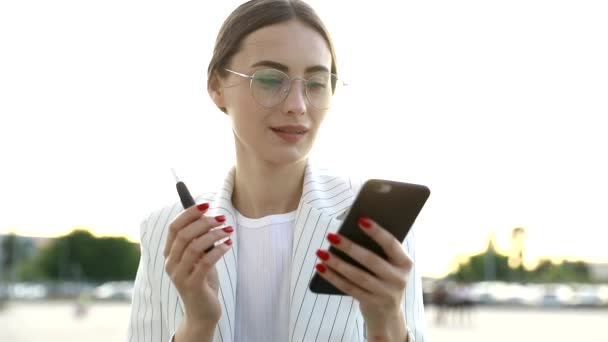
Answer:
[{"left": 223, "top": 68, "right": 345, "bottom": 110}]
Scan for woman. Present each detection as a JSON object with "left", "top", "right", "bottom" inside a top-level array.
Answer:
[{"left": 127, "top": 1, "right": 426, "bottom": 341}]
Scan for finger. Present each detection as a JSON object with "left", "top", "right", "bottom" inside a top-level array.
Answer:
[
  {"left": 165, "top": 215, "right": 226, "bottom": 273},
  {"left": 189, "top": 238, "right": 234, "bottom": 284},
  {"left": 358, "top": 217, "right": 412, "bottom": 269},
  {"left": 326, "top": 232, "right": 401, "bottom": 283},
  {"left": 316, "top": 248, "right": 389, "bottom": 295},
  {"left": 174, "top": 227, "right": 233, "bottom": 280},
  {"left": 315, "top": 263, "right": 372, "bottom": 302},
  {"left": 164, "top": 203, "right": 211, "bottom": 257}
]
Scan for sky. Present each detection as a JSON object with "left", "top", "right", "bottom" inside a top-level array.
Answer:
[{"left": 1, "top": 0, "right": 607, "bottom": 277}]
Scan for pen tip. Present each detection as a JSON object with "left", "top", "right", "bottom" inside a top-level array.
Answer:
[{"left": 171, "top": 168, "right": 180, "bottom": 183}]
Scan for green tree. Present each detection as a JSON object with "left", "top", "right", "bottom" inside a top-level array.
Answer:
[
  {"left": 451, "top": 244, "right": 511, "bottom": 283},
  {"left": 15, "top": 258, "right": 47, "bottom": 281},
  {"left": 35, "top": 230, "right": 140, "bottom": 282},
  {"left": 530, "top": 259, "right": 590, "bottom": 283},
  {"left": 1, "top": 233, "right": 33, "bottom": 280},
  {"left": 450, "top": 239, "right": 593, "bottom": 283},
  {"left": 1, "top": 233, "right": 19, "bottom": 276}
]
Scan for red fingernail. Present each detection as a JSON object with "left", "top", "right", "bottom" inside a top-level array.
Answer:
[
  {"left": 316, "top": 263, "right": 326, "bottom": 273},
  {"left": 224, "top": 238, "right": 233, "bottom": 246},
  {"left": 327, "top": 233, "right": 341, "bottom": 244},
  {"left": 215, "top": 215, "right": 226, "bottom": 223},
  {"left": 197, "top": 203, "right": 209, "bottom": 211},
  {"left": 359, "top": 216, "right": 372, "bottom": 229},
  {"left": 222, "top": 226, "right": 234, "bottom": 233},
  {"left": 316, "top": 249, "right": 330, "bottom": 261}
]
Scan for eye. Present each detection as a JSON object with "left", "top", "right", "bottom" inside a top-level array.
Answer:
[
  {"left": 307, "top": 77, "right": 328, "bottom": 94},
  {"left": 255, "top": 76, "right": 284, "bottom": 88},
  {"left": 258, "top": 77, "right": 282, "bottom": 86},
  {"left": 308, "top": 80, "right": 326, "bottom": 90},
  {"left": 253, "top": 69, "right": 288, "bottom": 90}
]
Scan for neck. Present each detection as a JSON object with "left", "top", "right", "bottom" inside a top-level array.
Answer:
[{"left": 232, "top": 156, "right": 307, "bottom": 219}]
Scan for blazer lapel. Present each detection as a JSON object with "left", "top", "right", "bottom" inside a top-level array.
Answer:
[
  {"left": 288, "top": 161, "right": 362, "bottom": 341},
  {"left": 193, "top": 167, "right": 239, "bottom": 342}
]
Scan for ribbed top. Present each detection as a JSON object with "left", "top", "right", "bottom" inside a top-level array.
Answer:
[{"left": 234, "top": 209, "right": 296, "bottom": 342}]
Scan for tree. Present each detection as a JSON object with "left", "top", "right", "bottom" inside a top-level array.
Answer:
[
  {"left": 1, "top": 233, "right": 30, "bottom": 280},
  {"left": 530, "top": 259, "right": 591, "bottom": 283},
  {"left": 451, "top": 241, "right": 511, "bottom": 283},
  {"left": 34, "top": 230, "right": 140, "bottom": 282},
  {"left": 450, "top": 237, "right": 593, "bottom": 283},
  {"left": 1, "top": 233, "right": 18, "bottom": 274}
]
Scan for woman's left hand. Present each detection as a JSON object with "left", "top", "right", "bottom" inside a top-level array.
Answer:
[{"left": 314, "top": 216, "right": 412, "bottom": 325}]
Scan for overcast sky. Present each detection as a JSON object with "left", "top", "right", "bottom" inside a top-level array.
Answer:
[{"left": 1, "top": 0, "right": 607, "bottom": 277}]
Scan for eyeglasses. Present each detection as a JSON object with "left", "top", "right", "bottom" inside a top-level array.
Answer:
[{"left": 223, "top": 68, "right": 345, "bottom": 110}]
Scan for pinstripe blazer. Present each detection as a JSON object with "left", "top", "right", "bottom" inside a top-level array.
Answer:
[{"left": 127, "top": 161, "right": 427, "bottom": 342}]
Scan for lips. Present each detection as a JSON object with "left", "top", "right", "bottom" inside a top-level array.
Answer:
[{"left": 270, "top": 125, "right": 309, "bottom": 134}]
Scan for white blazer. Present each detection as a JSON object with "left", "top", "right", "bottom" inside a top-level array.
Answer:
[{"left": 127, "top": 161, "right": 427, "bottom": 342}]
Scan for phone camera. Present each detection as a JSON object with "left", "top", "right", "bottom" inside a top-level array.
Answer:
[{"left": 376, "top": 183, "right": 391, "bottom": 193}]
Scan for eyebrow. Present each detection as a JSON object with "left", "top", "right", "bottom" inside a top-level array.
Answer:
[{"left": 250, "top": 60, "right": 330, "bottom": 74}]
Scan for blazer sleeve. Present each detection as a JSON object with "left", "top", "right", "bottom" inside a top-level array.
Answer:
[
  {"left": 359, "top": 224, "right": 427, "bottom": 342},
  {"left": 402, "top": 224, "right": 427, "bottom": 342},
  {"left": 127, "top": 216, "right": 173, "bottom": 342}
]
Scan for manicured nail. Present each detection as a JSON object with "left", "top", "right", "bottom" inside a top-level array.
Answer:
[
  {"left": 327, "top": 233, "right": 341, "bottom": 244},
  {"left": 359, "top": 216, "right": 372, "bottom": 229},
  {"left": 224, "top": 238, "right": 233, "bottom": 246},
  {"left": 222, "top": 226, "right": 234, "bottom": 233},
  {"left": 316, "top": 263, "right": 326, "bottom": 273},
  {"left": 197, "top": 203, "right": 210, "bottom": 211},
  {"left": 316, "top": 249, "right": 330, "bottom": 261},
  {"left": 215, "top": 215, "right": 226, "bottom": 223}
]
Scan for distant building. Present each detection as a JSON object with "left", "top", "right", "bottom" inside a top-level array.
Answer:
[{"left": 588, "top": 263, "right": 608, "bottom": 282}]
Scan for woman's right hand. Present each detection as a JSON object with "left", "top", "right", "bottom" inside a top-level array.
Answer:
[{"left": 163, "top": 203, "right": 233, "bottom": 324}]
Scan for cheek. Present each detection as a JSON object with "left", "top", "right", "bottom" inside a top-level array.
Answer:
[
  {"left": 226, "top": 89, "right": 265, "bottom": 124},
  {"left": 232, "top": 113, "right": 258, "bottom": 136},
  {"left": 230, "top": 107, "right": 269, "bottom": 143},
  {"left": 311, "top": 109, "right": 328, "bottom": 128}
]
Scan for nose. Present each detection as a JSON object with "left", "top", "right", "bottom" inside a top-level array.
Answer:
[{"left": 281, "top": 79, "right": 307, "bottom": 116}]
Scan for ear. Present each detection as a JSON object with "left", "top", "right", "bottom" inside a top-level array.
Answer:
[{"left": 208, "top": 72, "right": 228, "bottom": 114}]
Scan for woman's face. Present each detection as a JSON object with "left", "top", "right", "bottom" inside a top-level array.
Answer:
[{"left": 211, "top": 19, "right": 333, "bottom": 166}]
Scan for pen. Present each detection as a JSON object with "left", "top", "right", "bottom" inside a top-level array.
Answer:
[
  {"left": 172, "top": 168, "right": 196, "bottom": 209},
  {"left": 171, "top": 168, "right": 214, "bottom": 253}
]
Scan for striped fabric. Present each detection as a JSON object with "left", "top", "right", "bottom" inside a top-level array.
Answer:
[{"left": 127, "top": 160, "right": 427, "bottom": 342}]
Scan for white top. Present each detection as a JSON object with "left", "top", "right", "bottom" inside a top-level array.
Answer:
[{"left": 234, "top": 209, "right": 297, "bottom": 342}]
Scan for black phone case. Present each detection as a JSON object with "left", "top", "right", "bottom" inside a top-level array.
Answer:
[{"left": 308, "top": 179, "right": 430, "bottom": 295}]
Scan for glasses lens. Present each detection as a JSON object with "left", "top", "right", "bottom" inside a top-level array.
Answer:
[
  {"left": 251, "top": 69, "right": 290, "bottom": 107},
  {"left": 306, "top": 72, "right": 336, "bottom": 109}
]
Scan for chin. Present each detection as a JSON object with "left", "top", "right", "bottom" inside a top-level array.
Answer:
[{"left": 261, "top": 148, "right": 311, "bottom": 167}]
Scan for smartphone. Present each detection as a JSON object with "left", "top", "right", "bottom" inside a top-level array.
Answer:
[{"left": 308, "top": 179, "right": 430, "bottom": 295}]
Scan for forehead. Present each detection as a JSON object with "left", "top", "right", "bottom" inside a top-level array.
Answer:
[{"left": 234, "top": 20, "right": 332, "bottom": 73}]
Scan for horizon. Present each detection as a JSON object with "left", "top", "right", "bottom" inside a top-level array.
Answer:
[{"left": 3, "top": 227, "right": 606, "bottom": 279}]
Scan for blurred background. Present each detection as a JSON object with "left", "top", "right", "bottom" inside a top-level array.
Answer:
[{"left": 1, "top": 0, "right": 607, "bottom": 341}]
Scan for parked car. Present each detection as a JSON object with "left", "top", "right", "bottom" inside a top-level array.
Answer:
[
  {"left": 91, "top": 281, "right": 133, "bottom": 301},
  {"left": 10, "top": 282, "right": 48, "bottom": 299},
  {"left": 571, "top": 285, "right": 605, "bottom": 307}
]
